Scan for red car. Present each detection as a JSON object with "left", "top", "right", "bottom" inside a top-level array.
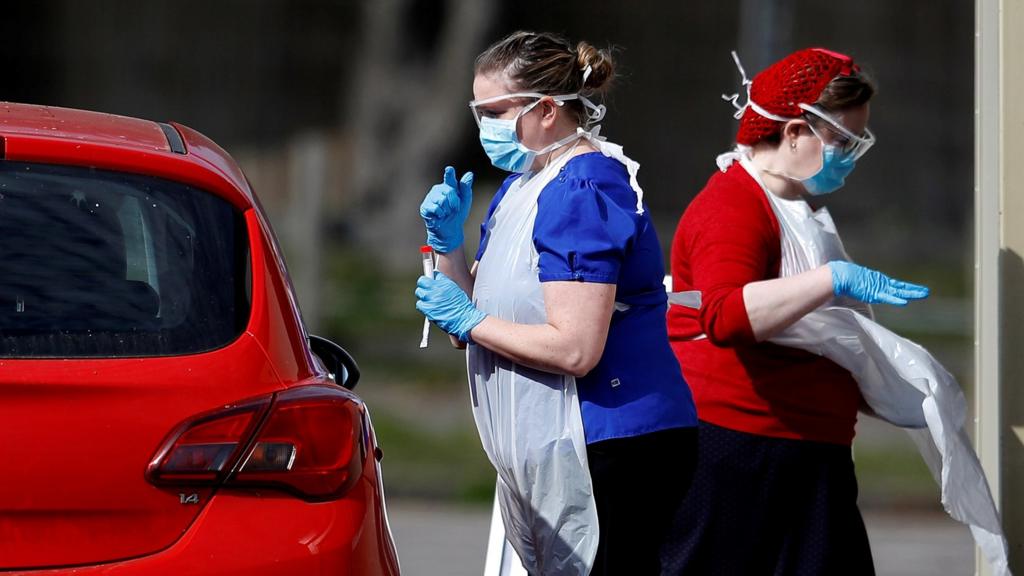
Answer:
[{"left": 0, "top": 103, "right": 401, "bottom": 575}]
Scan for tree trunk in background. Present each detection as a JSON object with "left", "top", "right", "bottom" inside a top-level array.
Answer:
[
  {"left": 284, "top": 133, "right": 329, "bottom": 332},
  {"left": 343, "top": 0, "right": 495, "bottom": 270}
]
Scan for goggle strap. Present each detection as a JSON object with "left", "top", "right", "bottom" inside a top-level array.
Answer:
[
  {"left": 798, "top": 103, "right": 873, "bottom": 145},
  {"left": 470, "top": 92, "right": 606, "bottom": 127}
]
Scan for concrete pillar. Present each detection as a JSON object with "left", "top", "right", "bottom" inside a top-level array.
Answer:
[{"left": 975, "top": 0, "right": 1024, "bottom": 572}]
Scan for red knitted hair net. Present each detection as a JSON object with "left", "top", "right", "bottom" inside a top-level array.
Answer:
[{"left": 736, "top": 47, "right": 859, "bottom": 146}]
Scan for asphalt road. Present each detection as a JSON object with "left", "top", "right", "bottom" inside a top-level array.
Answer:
[{"left": 386, "top": 500, "right": 975, "bottom": 576}]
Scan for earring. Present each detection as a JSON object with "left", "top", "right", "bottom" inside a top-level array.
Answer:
[{"left": 790, "top": 140, "right": 797, "bottom": 151}]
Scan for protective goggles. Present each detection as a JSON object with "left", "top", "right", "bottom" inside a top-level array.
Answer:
[
  {"left": 468, "top": 92, "right": 606, "bottom": 128},
  {"left": 799, "top": 103, "right": 875, "bottom": 160}
]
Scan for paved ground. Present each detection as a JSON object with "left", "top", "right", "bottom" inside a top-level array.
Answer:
[{"left": 386, "top": 500, "right": 975, "bottom": 575}]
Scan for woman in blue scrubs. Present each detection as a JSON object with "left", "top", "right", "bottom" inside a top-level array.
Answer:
[{"left": 415, "top": 31, "right": 697, "bottom": 575}]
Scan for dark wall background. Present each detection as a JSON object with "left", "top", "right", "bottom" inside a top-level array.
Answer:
[
  {"left": 0, "top": 0, "right": 976, "bottom": 505},
  {"left": 0, "top": 0, "right": 974, "bottom": 271}
]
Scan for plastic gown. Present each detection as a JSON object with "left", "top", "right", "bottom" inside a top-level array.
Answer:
[
  {"left": 473, "top": 131, "right": 644, "bottom": 576},
  {"left": 722, "top": 153, "right": 1011, "bottom": 576}
]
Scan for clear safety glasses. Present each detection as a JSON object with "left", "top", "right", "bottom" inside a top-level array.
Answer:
[
  {"left": 468, "top": 92, "right": 606, "bottom": 128},
  {"left": 799, "top": 103, "right": 876, "bottom": 160}
]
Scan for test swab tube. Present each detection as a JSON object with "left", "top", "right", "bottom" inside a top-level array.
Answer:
[{"left": 419, "top": 245, "right": 435, "bottom": 348}]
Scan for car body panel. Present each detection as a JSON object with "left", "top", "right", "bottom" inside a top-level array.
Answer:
[
  {"left": 0, "top": 103, "right": 171, "bottom": 155},
  {"left": 5, "top": 420, "right": 395, "bottom": 575},
  {"left": 0, "top": 333, "right": 283, "bottom": 568},
  {"left": 0, "top": 102, "right": 398, "bottom": 573},
  {"left": 0, "top": 105, "right": 253, "bottom": 211}
]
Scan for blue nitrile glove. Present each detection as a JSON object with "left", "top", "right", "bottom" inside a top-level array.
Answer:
[
  {"left": 420, "top": 166, "right": 474, "bottom": 253},
  {"left": 828, "top": 261, "right": 930, "bottom": 306},
  {"left": 415, "top": 271, "right": 487, "bottom": 342}
]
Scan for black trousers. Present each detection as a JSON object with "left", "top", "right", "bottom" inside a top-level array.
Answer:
[
  {"left": 661, "top": 421, "right": 875, "bottom": 576},
  {"left": 586, "top": 426, "right": 698, "bottom": 576}
]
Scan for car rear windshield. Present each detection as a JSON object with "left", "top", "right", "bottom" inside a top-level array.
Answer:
[{"left": 0, "top": 161, "right": 250, "bottom": 357}]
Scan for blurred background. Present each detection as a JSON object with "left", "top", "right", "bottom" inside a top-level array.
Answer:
[{"left": 1, "top": 1, "right": 977, "bottom": 573}]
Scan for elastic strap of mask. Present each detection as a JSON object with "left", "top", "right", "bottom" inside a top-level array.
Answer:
[
  {"left": 514, "top": 97, "right": 545, "bottom": 121},
  {"left": 715, "top": 144, "right": 753, "bottom": 172},
  {"left": 573, "top": 126, "right": 646, "bottom": 214},
  {"left": 577, "top": 94, "right": 606, "bottom": 127},
  {"left": 526, "top": 93, "right": 606, "bottom": 127},
  {"left": 537, "top": 125, "right": 637, "bottom": 213},
  {"left": 535, "top": 124, "right": 601, "bottom": 159},
  {"left": 721, "top": 50, "right": 797, "bottom": 123}
]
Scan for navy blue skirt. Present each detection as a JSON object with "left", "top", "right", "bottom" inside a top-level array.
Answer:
[
  {"left": 588, "top": 426, "right": 698, "bottom": 576},
  {"left": 661, "top": 421, "right": 875, "bottom": 576}
]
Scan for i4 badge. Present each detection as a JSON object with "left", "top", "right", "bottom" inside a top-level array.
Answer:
[{"left": 179, "top": 493, "right": 200, "bottom": 505}]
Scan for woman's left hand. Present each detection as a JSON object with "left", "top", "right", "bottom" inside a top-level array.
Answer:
[
  {"left": 420, "top": 166, "right": 474, "bottom": 253},
  {"left": 828, "top": 261, "right": 930, "bottom": 305},
  {"left": 415, "top": 271, "right": 487, "bottom": 342}
]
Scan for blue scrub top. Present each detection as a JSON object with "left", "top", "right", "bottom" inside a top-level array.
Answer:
[{"left": 476, "top": 152, "right": 697, "bottom": 444}]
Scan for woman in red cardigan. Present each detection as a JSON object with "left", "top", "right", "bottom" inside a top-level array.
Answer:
[{"left": 663, "top": 49, "right": 929, "bottom": 575}]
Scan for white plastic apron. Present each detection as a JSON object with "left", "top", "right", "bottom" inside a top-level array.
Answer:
[
  {"left": 728, "top": 154, "right": 1010, "bottom": 576},
  {"left": 475, "top": 132, "right": 645, "bottom": 576}
]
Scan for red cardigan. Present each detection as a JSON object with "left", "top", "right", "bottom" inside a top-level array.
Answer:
[{"left": 668, "top": 163, "right": 861, "bottom": 446}]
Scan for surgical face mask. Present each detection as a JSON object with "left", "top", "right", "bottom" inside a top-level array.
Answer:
[
  {"left": 766, "top": 112, "right": 870, "bottom": 196},
  {"left": 798, "top": 117, "right": 867, "bottom": 195},
  {"left": 801, "top": 141, "right": 857, "bottom": 196},
  {"left": 470, "top": 92, "right": 606, "bottom": 173},
  {"left": 477, "top": 101, "right": 541, "bottom": 173}
]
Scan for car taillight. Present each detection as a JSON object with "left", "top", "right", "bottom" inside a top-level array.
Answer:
[
  {"left": 147, "top": 385, "right": 366, "bottom": 501},
  {"left": 232, "top": 385, "right": 365, "bottom": 500},
  {"left": 147, "top": 398, "right": 270, "bottom": 484}
]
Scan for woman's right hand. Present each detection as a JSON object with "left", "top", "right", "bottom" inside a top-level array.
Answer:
[
  {"left": 420, "top": 166, "right": 474, "bottom": 253},
  {"left": 828, "top": 261, "right": 930, "bottom": 305},
  {"left": 415, "top": 271, "right": 487, "bottom": 342}
]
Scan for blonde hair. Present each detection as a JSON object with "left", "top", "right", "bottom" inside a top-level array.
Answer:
[{"left": 475, "top": 31, "right": 615, "bottom": 125}]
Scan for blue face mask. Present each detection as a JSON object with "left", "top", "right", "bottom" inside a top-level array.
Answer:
[
  {"left": 801, "top": 144, "right": 857, "bottom": 196},
  {"left": 479, "top": 113, "right": 537, "bottom": 173},
  {"left": 473, "top": 94, "right": 606, "bottom": 173}
]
